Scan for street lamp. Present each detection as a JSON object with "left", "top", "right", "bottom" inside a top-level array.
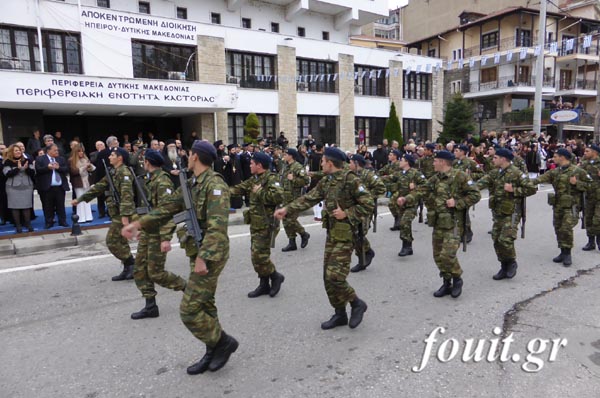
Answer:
[{"left": 474, "top": 104, "right": 491, "bottom": 134}]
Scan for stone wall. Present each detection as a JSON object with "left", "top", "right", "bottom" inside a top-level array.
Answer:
[{"left": 337, "top": 53, "right": 355, "bottom": 151}]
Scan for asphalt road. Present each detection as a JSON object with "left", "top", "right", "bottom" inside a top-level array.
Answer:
[{"left": 2, "top": 185, "right": 600, "bottom": 398}]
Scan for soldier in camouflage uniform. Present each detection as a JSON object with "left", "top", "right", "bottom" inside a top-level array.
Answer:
[
  {"left": 511, "top": 147, "right": 528, "bottom": 173},
  {"left": 129, "top": 150, "right": 187, "bottom": 320},
  {"left": 579, "top": 145, "right": 600, "bottom": 251},
  {"left": 531, "top": 148, "right": 591, "bottom": 266},
  {"left": 230, "top": 152, "right": 286, "bottom": 298},
  {"left": 393, "top": 153, "right": 427, "bottom": 257},
  {"left": 279, "top": 148, "right": 311, "bottom": 252},
  {"left": 275, "top": 147, "right": 373, "bottom": 330},
  {"left": 73, "top": 147, "right": 135, "bottom": 281},
  {"left": 482, "top": 145, "right": 497, "bottom": 173},
  {"left": 378, "top": 149, "right": 402, "bottom": 231},
  {"left": 398, "top": 151, "right": 481, "bottom": 298},
  {"left": 416, "top": 143, "right": 436, "bottom": 179},
  {"left": 453, "top": 145, "right": 483, "bottom": 243},
  {"left": 130, "top": 139, "right": 146, "bottom": 177},
  {"left": 122, "top": 140, "right": 238, "bottom": 375},
  {"left": 476, "top": 148, "right": 537, "bottom": 280},
  {"left": 348, "top": 154, "right": 386, "bottom": 272}
]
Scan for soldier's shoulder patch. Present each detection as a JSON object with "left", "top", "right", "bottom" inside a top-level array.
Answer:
[
  {"left": 124, "top": 175, "right": 130, "bottom": 181},
  {"left": 373, "top": 175, "right": 378, "bottom": 179},
  {"left": 521, "top": 173, "right": 527, "bottom": 179},
  {"left": 421, "top": 174, "right": 426, "bottom": 179},
  {"left": 358, "top": 185, "right": 365, "bottom": 192},
  {"left": 274, "top": 182, "right": 281, "bottom": 187},
  {"left": 166, "top": 188, "right": 172, "bottom": 195},
  {"left": 587, "top": 174, "right": 592, "bottom": 180},
  {"left": 213, "top": 189, "right": 222, "bottom": 196},
  {"left": 467, "top": 180, "right": 474, "bottom": 185}
]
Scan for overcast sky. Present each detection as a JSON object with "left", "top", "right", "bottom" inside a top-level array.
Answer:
[{"left": 389, "top": 0, "right": 408, "bottom": 9}]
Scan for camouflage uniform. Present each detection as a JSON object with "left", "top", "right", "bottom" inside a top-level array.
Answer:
[
  {"left": 477, "top": 165, "right": 537, "bottom": 277},
  {"left": 78, "top": 163, "right": 135, "bottom": 263},
  {"left": 138, "top": 168, "right": 230, "bottom": 348},
  {"left": 453, "top": 157, "right": 483, "bottom": 242},
  {"left": 280, "top": 160, "right": 310, "bottom": 240},
  {"left": 285, "top": 169, "right": 374, "bottom": 309},
  {"left": 393, "top": 168, "right": 427, "bottom": 243},
  {"left": 578, "top": 158, "right": 600, "bottom": 244},
  {"left": 378, "top": 161, "right": 401, "bottom": 225},
  {"left": 133, "top": 169, "right": 186, "bottom": 299},
  {"left": 512, "top": 155, "right": 528, "bottom": 173},
  {"left": 416, "top": 155, "right": 435, "bottom": 179}
]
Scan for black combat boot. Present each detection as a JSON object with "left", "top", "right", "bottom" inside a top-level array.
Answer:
[
  {"left": 350, "top": 258, "right": 366, "bottom": 273},
  {"left": 596, "top": 235, "right": 600, "bottom": 250},
  {"left": 398, "top": 240, "right": 413, "bottom": 256},
  {"left": 505, "top": 260, "right": 518, "bottom": 279},
  {"left": 300, "top": 232, "right": 310, "bottom": 248},
  {"left": 451, "top": 277, "right": 463, "bottom": 298},
  {"left": 321, "top": 308, "right": 348, "bottom": 330},
  {"left": 186, "top": 345, "right": 214, "bottom": 375},
  {"left": 281, "top": 238, "right": 297, "bottom": 252},
  {"left": 433, "top": 279, "right": 452, "bottom": 297},
  {"left": 364, "top": 249, "right": 375, "bottom": 268},
  {"left": 582, "top": 236, "right": 596, "bottom": 251},
  {"left": 349, "top": 297, "right": 368, "bottom": 329},
  {"left": 390, "top": 216, "right": 400, "bottom": 231},
  {"left": 492, "top": 261, "right": 508, "bottom": 280},
  {"left": 112, "top": 256, "right": 135, "bottom": 281},
  {"left": 552, "top": 249, "right": 566, "bottom": 263},
  {"left": 269, "top": 271, "right": 285, "bottom": 297},
  {"left": 208, "top": 332, "right": 239, "bottom": 372},
  {"left": 131, "top": 297, "right": 159, "bottom": 320},
  {"left": 466, "top": 229, "right": 473, "bottom": 243},
  {"left": 248, "top": 277, "right": 270, "bottom": 298},
  {"left": 562, "top": 248, "right": 572, "bottom": 267}
]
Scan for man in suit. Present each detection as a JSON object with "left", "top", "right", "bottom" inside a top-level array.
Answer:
[
  {"left": 35, "top": 144, "right": 70, "bottom": 228},
  {"left": 93, "top": 137, "right": 119, "bottom": 218}
]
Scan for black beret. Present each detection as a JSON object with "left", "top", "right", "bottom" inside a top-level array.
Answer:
[
  {"left": 556, "top": 148, "right": 572, "bottom": 159},
  {"left": 165, "top": 139, "right": 176, "bottom": 146},
  {"left": 495, "top": 148, "right": 514, "bottom": 160},
  {"left": 110, "top": 147, "right": 129, "bottom": 163},
  {"left": 402, "top": 153, "right": 416, "bottom": 167},
  {"left": 391, "top": 149, "right": 402, "bottom": 159},
  {"left": 315, "top": 143, "right": 324, "bottom": 150},
  {"left": 457, "top": 144, "right": 469, "bottom": 153},
  {"left": 285, "top": 148, "right": 298, "bottom": 157},
  {"left": 324, "top": 147, "right": 347, "bottom": 162},
  {"left": 192, "top": 140, "right": 217, "bottom": 160},
  {"left": 590, "top": 144, "right": 600, "bottom": 153},
  {"left": 144, "top": 149, "right": 164, "bottom": 166},
  {"left": 425, "top": 143, "right": 436, "bottom": 150},
  {"left": 213, "top": 140, "right": 223, "bottom": 148},
  {"left": 252, "top": 152, "right": 272, "bottom": 168},
  {"left": 351, "top": 154, "right": 366, "bottom": 166},
  {"left": 227, "top": 143, "right": 238, "bottom": 151},
  {"left": 435, "top": 150, "right": 455, "bottom": 161}
]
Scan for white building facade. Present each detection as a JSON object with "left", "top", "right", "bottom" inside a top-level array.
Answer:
[{"left": 0, "top": 0, "right": 441, "bottom": 150}]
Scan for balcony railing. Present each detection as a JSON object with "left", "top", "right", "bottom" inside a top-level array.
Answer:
[
  {"left": 558, "top": 79, "right": 597, "bottom": 91},
  {"left": 464, "top": 36, "right": 538, "bottom": 58},
  {"left": 469, "top": 75, "right": 553, "bottom": 93},
  {"left": 502, "top": 108, "right": 551, "bottom": 126},
  {"left": 557, "top": 42, "right": 600, "bottom": 57}
]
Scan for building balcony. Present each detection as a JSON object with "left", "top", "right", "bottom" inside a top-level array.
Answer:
[
  {"left": 502, "top": 108, "right": 551, "bottom": 127},
  {"left": 557, "top": 42, "right": 600, "bottom": 61},
  {"left": 464, "top": 36, "right": 537, "bottom": 58},
  {"left": 555, "top": 78, "right": 597, "bottom": 97},
  {"left": 465, "top": 75, "right": 554, "bottom": 98}
]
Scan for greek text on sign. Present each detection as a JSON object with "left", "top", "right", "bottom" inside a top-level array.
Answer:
[{"left": 550, "top": 110, "right": 579, "bottom": 123}]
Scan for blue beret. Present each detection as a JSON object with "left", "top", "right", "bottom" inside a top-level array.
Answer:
[
  {"left": 495, "top": 148, "right": 514, "bottom": 160},
  {"left": 590, "top": 145, "right": 600, "bottom": 153},
  {"left": 391, "top": 149, "right": 402, "bottom": 159},
  {"left": 252, "top": 152, "right": 272, "bottom": 168},
  {"left": 402, "top": 153, "right": 416, "bottom": 167},
  {"left": 435, "top": 150, "right": 455, "bottom": 161},
  {"left": 425, "top": 143, "right": 436, "bottom": 150},
  {"left": 110, "top": 147, "right": 129, "bottom": 163},
  {"left": 144, "top": 149, "right": 164, "bottom": 166},
  {"left": 351, "top": 154, "right": 366, "bottom": 166},
  {"left": 556, "top": 148, "right": 572, "bottom": 159},
  {"left": 285, "top": 148, "right": 298, "bottom": 157},
  {"left": 457, "top": 145, "right": 469, "bottom": 153},
  {"left": 324, "top": 147, "right": 346, "bottom": 162},
  {"left": 192, "top": 140, "right": 217, "bottom": 161}
]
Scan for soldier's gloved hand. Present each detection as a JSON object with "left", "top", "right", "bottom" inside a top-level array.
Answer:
[
  {"left": 160, "top": 241, "right": 172, "bottom": 253},
  {"left": 194, "top": 257, "right": 208, "bottom": 275}
]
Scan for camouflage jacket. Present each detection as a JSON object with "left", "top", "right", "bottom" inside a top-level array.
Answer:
[
  {"left": 230, "top": 171, "right": 284, "bottom": 230},
  {"left": 79, "top": 163, "right": 134, "bottom": 218},
  {"left": 138, "top": 168, "right": 230, "bottom": 262},
  {"left": 145, "top": 168, "right": 176, "bottom": 242},
  {"left": 391, "top": 168, "right": 427, "bottom": 203},
  {"left": 378, "top": 161, "right": 401, "bottom": 191},
  {"left": 416, "top": 155, "right": 435, "bottom": 179},
  {"left": 405, "top": 168, "right": 481, "bottom": 230},
  {"left": 477, "top": 165, "right": 537, "bottom": 214},
  {"left": 579, "top": 158, "right": 600, "bottom": 199},
  {"left": 453, "top": 157, "right": 484, "bottom": 181},
  {"left": 512, "top": 155, "right": 528, "bottom": 173},
  {"left": 355, "top": 168, "right": 386, "bottom": 199},
  {"left": 532, "top": 164, "right": 591, "bottom": 209},
  {"left": 279, "top": 160, "right": 309, "bottom": 203}
]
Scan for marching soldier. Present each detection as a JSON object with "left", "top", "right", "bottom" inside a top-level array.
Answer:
[
  {"left": 279, "top": 148, "right": 311, "bottom": 252},
  {"left": 73, "top": 147, "right": 135, "bottom": 281},
  {"left": 275, "top": 147, "right": 373, "bottom": 330},
  {"left": 453, "top": 145, "right": 483, "bottom": 243},
  {"left": 397, "top": 151, "right": 481, "bottom": 298},
  {"left": 378, "top": 149, "right": 402, "bottom": 230},
  {"left": 579, "top": 145, "right": 600, "bottom": 251},
  {"left": 531, "top": 148, "right": 591, "bottom": 266},
  {"left": 476, "top": 148, "right": 537, "bottom": 280},
  {"left": 348, "top": 154, "right": 386, "bottom": 272},
  {"left": 230, "top": 152, "right": 286, "bottom": 298},
  {"left": 129, "top": 150, "right": 187, "bottom": 320},
  {"left": 416, "top": 143, "right": 436, "bottom": 179},
  {"left": 122, "top": 140, "right": 239, "bottom": 375}
]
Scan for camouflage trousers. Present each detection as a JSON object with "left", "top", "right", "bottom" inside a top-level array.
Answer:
[
  {"left": 283, "top": 214, "right": 306, "bottom": 239},
  {"left": 432, "top": 227, "right": 463, "bottom": 279},
  {"left": 584, "top": 197, "right": 600, "bottom": 237},
  {"left": 353, "top": 224, "right": 372, "bottom": 258},
  {"left": 389, "top": 194, "right": 399, "bottom": 218},
  {"left": 553, "top": 207, "right": 579, "bottom": 249},
  {"left": 491, "top": 213, "right": 517, "bottom": 262},
  {"left": 133, "top": 232, "right": 186, "bottom": 298},
  {"left": 398, "top": 206, "right": 417, "bottom": 242},
  {"left": 106, "top": 217, "right": 132, "bottom": 262},
  {"left": 180, "top": 257, "right": 226, "bottom": 348},
  {"left": 251, "top": 227, "right": 277, "bottom": 277},
  {"left": 324, "top": 234, "right": 357, "bottom": 309}
]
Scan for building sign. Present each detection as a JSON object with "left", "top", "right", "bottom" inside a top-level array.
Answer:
[
  {"left": 0, "top": 71, "right": 238, "bottom": 111},
  {"left": 550, "top": 110, "right": 579, "bottom": 123}
]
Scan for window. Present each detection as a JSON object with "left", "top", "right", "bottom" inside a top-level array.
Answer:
[
  {"left": 481, "top": 31, "right": 498, "bottom": 49},
  {"left": 226, "top": 50, "right": 276, "bottom": 89},
  {"left": 97, "top": 0, "right": 110, "bottom": 8},
  {"left": 355, "top": 65, "right": 388, "bottom": 97},
  {"left": 297, "top": 27, "right": 305, "bottom": 37},
  {"left": 138, "top": 2, "right": 150, "bottom": 14},
  {"left": 271, "top": 22, "right": 279, "bottom": 33},
  {"left": 228, "top": 114, "right": 276, "bottom": 145},
  {"left": 515, "top": 29, "right": 531, "bottom": 47},
  {"left": 297, "top": 116, "right": 337, "bottom": 145},
  {"left": 132, "top": 40, "right": 196, "bottom": 81},
  {"left": 242, "top": 18, "right": 252, "bottom": 29},
  {"left": 452, "top": 49, "right": 462, "bottom": 61},
  {"left": 322, "top": 31, "right": 329, "bottom": 41},
  {"left": 177, "top": 7, "right": 187, "bottom": 20},
  {"left": 479, "top": 100, "right": 497, "bottom": 119},
  {"left": 211, "top": 12, "right": 221, "bottom": 25},
  {"left": 296, "top": 58, "right": 336, "bottom": 93},
  {"left": 402, "top": 119, "right": 430, "bottom": 142},
  {"left": 450, "top": 80, "right": 462, "bottom": 94},
  {"left": 480, "top": 67, "right": 497, "bottom": 83},
  {"left": 0, "top": 26, "right": 82, "bottom": 73},
  {"left": 427, "top": 48, "right": 436, "bottom": 57},
  {"left": 514, "top": 65, "right": 530, "bottom": 84},
  {"left": 355, "top": 117, "right": 387, "bottom": 146},
  {"left": 403, "top": 71, "right": 431, "bottom": 100}
]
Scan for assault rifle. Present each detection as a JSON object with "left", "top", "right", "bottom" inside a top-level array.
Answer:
[
  {"left": 372, "top": 198, "right": 378, "bottom": 233},
  {"left": 521, "top": 197, "right": 526, "bottom": 238},
  {"left": 102, "top": 160, "right": 120, "bottom": 207},
  {"left": 418, "top": 199, "right": 424, "bottom": 223},
  {"left": 581, "top": 192, "right": 586, "bottom": 229},
  {"left": 129, "top": 167, "right": 151, "bottom": 215},
  {"left": 462, "top": 210, "right": 468, "bottom": 252},
  {"left": 172, "top": 161, "right": 204, "bottom": 251}
]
